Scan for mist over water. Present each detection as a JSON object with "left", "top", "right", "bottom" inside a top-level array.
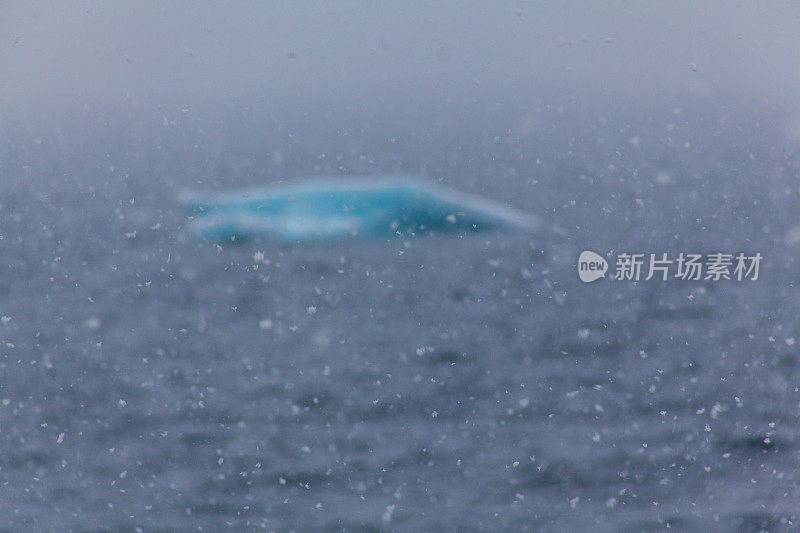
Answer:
[{"left": 3, "top": 2, "right": 800, "bottom": 531}]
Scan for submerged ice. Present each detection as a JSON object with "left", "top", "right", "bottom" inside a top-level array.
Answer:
[{"left": 179, "top": 176, "right": 540, "bottom": 242}]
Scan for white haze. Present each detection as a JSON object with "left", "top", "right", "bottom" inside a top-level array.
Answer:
[{"left": 2, "top": 1, "right": 800, "bottom": 117}]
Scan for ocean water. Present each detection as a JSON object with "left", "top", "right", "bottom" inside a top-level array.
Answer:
[{"left": 1, "top": 102, "right": 799, "bottom": 532}]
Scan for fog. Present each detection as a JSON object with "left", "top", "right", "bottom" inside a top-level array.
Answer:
[
  {"left": 5, "top": 3, "right": 800, "bottom": 531},
  {"left": 3, "top": 2, "right": 800, "bottom": 120}
]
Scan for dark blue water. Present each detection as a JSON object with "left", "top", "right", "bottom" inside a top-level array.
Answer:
[{"left": 1, "top": 101, "right": 799, "bottom": 531}]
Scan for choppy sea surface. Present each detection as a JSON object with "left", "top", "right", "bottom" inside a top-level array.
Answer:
[{"left": 1, "top": 101, "right": 800, "bottom": 531}]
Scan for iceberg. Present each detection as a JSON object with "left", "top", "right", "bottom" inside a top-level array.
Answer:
[{"left": 178, "top": 175, "right": 540, "bottom": 242}]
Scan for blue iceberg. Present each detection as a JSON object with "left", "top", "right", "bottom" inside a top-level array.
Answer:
[{"left": 178, "top": 175, "right": 540, "bottom": 242}]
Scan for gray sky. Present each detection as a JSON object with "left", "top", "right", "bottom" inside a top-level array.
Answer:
[{"left": 2, "top": 1, "right": 800, "bottom": 116}]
